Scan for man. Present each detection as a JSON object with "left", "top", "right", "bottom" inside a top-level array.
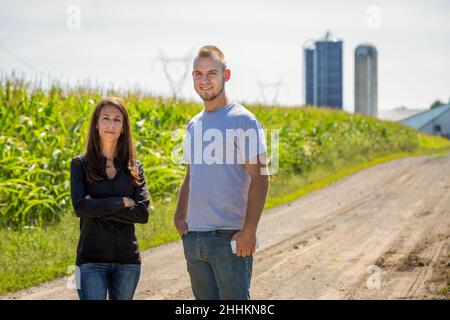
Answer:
[{"left": 173, "top": 45, "right": 270, "bottom": 300}]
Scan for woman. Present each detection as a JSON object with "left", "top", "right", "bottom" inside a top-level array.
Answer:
[{"left": 70, "top": 96, "right": 151, "bottom": 300}]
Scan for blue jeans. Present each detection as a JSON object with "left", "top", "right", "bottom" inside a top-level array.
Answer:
[
  {"left": 182, "top": 230, "right": 253, "bottom": 300},
  {"left": 76, "top": 263, "right": 141, "bottom": 300}
]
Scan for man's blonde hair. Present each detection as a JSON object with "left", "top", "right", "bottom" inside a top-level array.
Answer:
[{"left": 195, "top": 45, "right": 227, "bottom": 71}]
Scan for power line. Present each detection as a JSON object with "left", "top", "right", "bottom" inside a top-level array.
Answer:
[{"left": 0, "top": 43, "right": 43, "bottom": 74}]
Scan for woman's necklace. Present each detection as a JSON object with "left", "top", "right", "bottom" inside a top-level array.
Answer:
[{"left": 105, "top": 156, "right": 114, "bottom": 168}]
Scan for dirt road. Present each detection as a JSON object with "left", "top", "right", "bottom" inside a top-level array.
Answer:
[{"left": 3, "top": 154, "right": 450, "bottom": 300}]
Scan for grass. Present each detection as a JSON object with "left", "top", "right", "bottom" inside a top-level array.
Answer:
[{"left": 266, "top": 147, "right": 450, "bottom": 209}]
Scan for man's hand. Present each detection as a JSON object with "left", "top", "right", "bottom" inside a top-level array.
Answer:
[
  {"left": 174, "top": 218, "right": 188, "bottom": 236},
  {"left": 231, "top": 228, "right": 257, "bottom": 257}
]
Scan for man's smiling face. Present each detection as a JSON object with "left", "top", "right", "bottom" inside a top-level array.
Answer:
[{"left": 192, "top": 56, "right": 229, "bottom": 102}]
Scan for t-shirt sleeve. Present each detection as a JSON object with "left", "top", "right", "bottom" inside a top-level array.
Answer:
[{"left": 236, "top": 117, "right": 267, "bottom": 164}]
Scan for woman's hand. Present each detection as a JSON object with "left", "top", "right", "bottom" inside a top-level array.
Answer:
[{"left": 123, "top": 196, "right": 136, "bottom": 208}]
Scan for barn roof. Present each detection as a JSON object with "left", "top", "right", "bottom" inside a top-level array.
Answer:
[{"left": 400, "top": 104, "right": 450, "bottom": 129}]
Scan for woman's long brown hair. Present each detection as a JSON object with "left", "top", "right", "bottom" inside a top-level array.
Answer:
[{"left": 81, "top": 96, "right": 142, "bottom": 187}]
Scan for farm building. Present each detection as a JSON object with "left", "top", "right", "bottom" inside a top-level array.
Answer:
[{"left": 400, "top": 104, "right": 450, "bottom": 139}]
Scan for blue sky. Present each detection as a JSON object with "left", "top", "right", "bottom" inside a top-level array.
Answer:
[{"left": 1, "top": 0, "right": 449, "bottom": 111}]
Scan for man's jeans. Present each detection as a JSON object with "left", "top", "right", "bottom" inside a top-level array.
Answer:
[
  {"left": 76, "top": 263, "right": 141, "bottom": 300},
  {"left": 182, "top": 230, "right": 253, "bottom": 300}
]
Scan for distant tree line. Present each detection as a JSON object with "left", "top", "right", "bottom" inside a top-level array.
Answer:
[{"left": 430, "top": 97, "right": 450, "bottom": 109}]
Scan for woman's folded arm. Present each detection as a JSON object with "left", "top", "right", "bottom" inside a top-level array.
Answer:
[
  {"left": 101, "top": 161, "right": 151, "bottom": 224},
  {"left": 70, "top": 157, "right": 125, "bottom": 218}
]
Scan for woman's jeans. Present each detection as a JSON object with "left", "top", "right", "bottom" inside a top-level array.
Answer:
[
  {"left": 76, "top": 263, "right": 141, "bottom": 300},
  {"left": 182, "top": 230, "right": 253, "bottom": 300}
]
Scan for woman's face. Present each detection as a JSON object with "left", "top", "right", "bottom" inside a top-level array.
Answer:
[{"left": 96, "top": 105, "right": 124, "bottom": 144}]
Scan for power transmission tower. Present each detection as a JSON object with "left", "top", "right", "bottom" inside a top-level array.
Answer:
[
  {"left": 152, "top": 48, "right": 193, "bottom": 98},
  {"left": 257, "top": 78, "right": 283, "bottom": 105}
]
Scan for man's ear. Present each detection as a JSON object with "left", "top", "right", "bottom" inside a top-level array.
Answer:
[{"left": 224, "top": 69, "right": 231, "bottom": 82}]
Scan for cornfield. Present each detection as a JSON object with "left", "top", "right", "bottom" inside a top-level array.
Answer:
[{"left": 1, "top": 76, "right": 448, "bottom": 228}]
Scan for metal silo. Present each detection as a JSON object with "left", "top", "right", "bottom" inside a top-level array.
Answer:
[
  {"left": 314, "top": 31, "right": 343, "bottom": 109},
  {"left": 355, "top": 44, "right": 378, "bottom": 117}
]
